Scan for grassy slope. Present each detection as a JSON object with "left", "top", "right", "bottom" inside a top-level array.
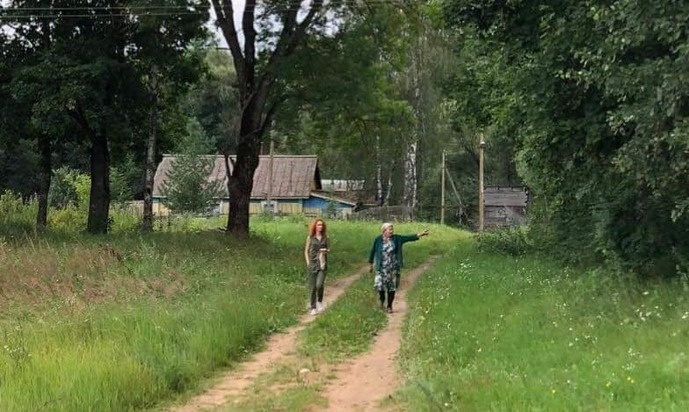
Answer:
[{"left": 398, "top": 241, "right": 689, "bottom": 411}]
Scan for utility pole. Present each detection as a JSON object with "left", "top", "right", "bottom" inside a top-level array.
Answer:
[
  {"left": 266, "top": 139, "right": 274, "bottom": 214},
  {"left": 441, "top": 150, "right": 446, "bottom": 225},
  {"left": 479, "top": 137, "right": 485, "bottom": 232}
]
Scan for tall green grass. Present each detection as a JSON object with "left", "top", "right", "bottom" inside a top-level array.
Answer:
[
  {"left": 0, "top": 216, "right": 458, "bottom": 411},
  {"left": 399, "top": 244, "right": 689, "bottom": 411}
]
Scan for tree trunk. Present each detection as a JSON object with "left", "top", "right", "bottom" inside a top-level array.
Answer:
[
  {"left": 142, "top": 104, "right": 157, "bottom": 232},
  {"left": 36, "top": 19, "right": 52, "bottom": 232},
  {"left": 384, "top": 169, "right": 393, "bottom": 207},
  {"left": 142, "top": 67, "right": 159, "bottom": 233},
  {"left": 87, "top": 127, "right": 111, "bottom": 234},
  {"left": 375, "top": 135, "right": 384, "bottom": 206},
  {"left": 36, "top": 133, "right": 51, "bottom": 231},
  {"left": 404, "top": 35, "right": 424, "bottom": 213},
  {"left": 404, "top": 142, "right": 418, "bottom": 210},
  {"left": 226, "top": 107, "right": 262, "bottom": 234}
]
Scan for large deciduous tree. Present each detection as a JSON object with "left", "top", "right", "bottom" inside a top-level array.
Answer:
[{"left": 211, "top": 0, "right": 331, "bottom": 234}]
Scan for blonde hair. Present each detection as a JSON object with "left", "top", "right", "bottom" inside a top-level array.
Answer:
[{"left": 381, "top": 222, "right": 393, "bottom": 233}]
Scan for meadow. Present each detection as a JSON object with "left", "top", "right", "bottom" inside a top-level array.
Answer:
[
  {"left": 1, "top": 208, "right": 688, "bottom": 411},
  {"left": 397, "top": 241, "right": 689, "bottom": 411},
  {"left": 0, "top": 211, "right": 453, "bottom": 411}
]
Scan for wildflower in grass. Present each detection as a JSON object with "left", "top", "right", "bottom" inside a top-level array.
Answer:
[{"left": 627, "top": 376, "right": 635, "bottom": 384}]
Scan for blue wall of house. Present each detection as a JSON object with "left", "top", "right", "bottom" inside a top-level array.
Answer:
[{"left": 303, "top": 197, "right": 351, "bottom": 209}]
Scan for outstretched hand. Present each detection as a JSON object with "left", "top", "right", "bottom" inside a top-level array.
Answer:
[{"left": 418, "top": 228, "right": 430, "bottom": 238}]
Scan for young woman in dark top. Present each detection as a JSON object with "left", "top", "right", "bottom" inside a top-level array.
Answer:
[{"left": 304, "top": 218, "right": 329, "bottom": 315}]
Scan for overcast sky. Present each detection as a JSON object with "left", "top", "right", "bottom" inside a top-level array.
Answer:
[
  {"left": 1, "top": 1, "right": 326, "bottom": 55},
  {"left": 0, "top": 0, "right": 246, "bottom": 48}
]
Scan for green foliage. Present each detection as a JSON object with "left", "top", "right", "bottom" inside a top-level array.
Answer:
[
  {"left": 181, "top": 50, "right": 240, "bottom": 155},
  {"left": 0, "top": 190, "right": 35, "bottom": 238},
  {"left": 476, "top": 226, "right": 534, "bottom": 256},
  {"left": 255, "top": 208, "right": 276, "bottom": 222},
  {"left": 48, "top": 206, "right": 87, "bottom": 234},
  {"left": 160, "top": 120, "right": 220, "bottom": 215},
  {"left": 48, "top": 167, "right": 80, "bottom": 209},
  {"left": 44, "top": 167, "right": 92, "bottom": 233},
  {"left": 2, "top": 0, "right": 209, "bottom": 234},
  {"left": 110, "top": 156, "right": 140, "bottom": 206},
  {"left": 442, "top": 0, "right": 689, "bottom": 277},
  {"left": 273, "top": 2, "right": 439, "bottom": 208},
  {"left": 0, "top": 139, "right": 41, "bottom": 199}
]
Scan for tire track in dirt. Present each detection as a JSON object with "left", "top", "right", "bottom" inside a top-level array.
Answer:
[
  {"left": 321, "top": 257, "right": 438, "bottom": 411},
  {"left": 169, "top": 265, "right": 370, "bottom": 412}
]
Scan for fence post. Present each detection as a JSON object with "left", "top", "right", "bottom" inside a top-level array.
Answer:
[{"left": 479, "top": 138, "right": 485, "bottom": 232}]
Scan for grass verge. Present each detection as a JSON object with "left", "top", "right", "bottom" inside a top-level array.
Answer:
[{"left": 398, "top": 243, "right": 689, "bottom": 411}]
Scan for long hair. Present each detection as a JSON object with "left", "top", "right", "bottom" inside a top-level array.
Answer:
[{"left": 309, "top": 218, "right": 327, "bottom": 237}]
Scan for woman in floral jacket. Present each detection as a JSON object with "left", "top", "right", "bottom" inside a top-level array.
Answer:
[{"left": 368, "top": 222, "right": 429, "bottom": 313}]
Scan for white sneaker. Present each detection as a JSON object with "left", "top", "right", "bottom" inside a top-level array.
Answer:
[
  {"left": 309, "top": 308, "right": 317, "bottom": 316},
  {"left": 316, "top": 302, "right": 324, "bottom": 313}
]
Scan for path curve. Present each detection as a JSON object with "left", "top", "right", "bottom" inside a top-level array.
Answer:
[
  {"left": 169, "top": 265, "right": 370, "bottom": 412},
  {"left": 169, "top": 258, "right": 437, "bottom": 412}
]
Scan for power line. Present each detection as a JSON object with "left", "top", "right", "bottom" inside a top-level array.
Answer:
[
  {"left": 1, "top": 12, "right": 207, "bottom": 19},
  {"left": 0, "top": 0, "right": 412, "bottom": 19},
  {"left": 1, "top": 0, "right": 410, "bottom": 11}
]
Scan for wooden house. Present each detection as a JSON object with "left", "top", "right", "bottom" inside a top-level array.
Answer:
[
  {"left": 484, "top": 186, "right": 529, "bottom": 228},
  {"left": 151, "top": 154, "right": 356, "bottom": 217}
]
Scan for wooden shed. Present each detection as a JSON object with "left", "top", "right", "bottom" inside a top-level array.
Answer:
[{"left": 484, "top": 186, "right": 529, "bottom": 228}]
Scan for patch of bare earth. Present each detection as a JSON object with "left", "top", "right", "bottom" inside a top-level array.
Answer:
[
  {"left": 169, "top": 258, "right": 436, "bottom": 412},
  {"left": 322, "top": 257, "right": 437, "bottom": 411}
]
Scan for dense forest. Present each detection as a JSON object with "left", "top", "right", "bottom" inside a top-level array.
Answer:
[{"left": 1, "top": 0, "right": 688, "bottom": 278}]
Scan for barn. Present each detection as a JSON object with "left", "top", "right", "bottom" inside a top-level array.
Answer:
[{"left": 483, "top": 186, "right": 529, "bottom": 228}]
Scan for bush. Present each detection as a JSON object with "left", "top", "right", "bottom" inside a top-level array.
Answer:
[
  {"left": 476, "top": 226, "right": 534, "bottom": 256},
  {"left": 48, "top": 206, "right": 87, "bottom": 233},
  {"left": 0, "top": 191, "right": 35, "bottom": 238},
  {"left": 48, "top": 167, "right": 90, "bottom": 209}
]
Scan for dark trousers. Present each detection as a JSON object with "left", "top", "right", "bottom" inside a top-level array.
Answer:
[
  {"left": 309, "top": 269, "right": 326, "bottom": 309},
  {"left": 379, "top": 290, "right": 396, "bottom": 309}
]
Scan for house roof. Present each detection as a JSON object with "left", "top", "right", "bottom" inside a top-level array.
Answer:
[
  {"left": 153, "top": 154, "right": 321, "bottom": 199},
  {"left": 484, "top": 186, "right": 528, "bottom": 207}
]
